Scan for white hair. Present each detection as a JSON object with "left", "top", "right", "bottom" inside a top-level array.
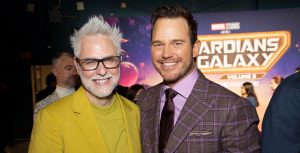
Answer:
[{"left": 70, "top": 15, "right": 122, "bottom": 57}]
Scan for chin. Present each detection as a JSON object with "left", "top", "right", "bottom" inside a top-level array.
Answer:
[
  {"left": 94, "top": 87, "right": 114, "bottom": 97},
  {"left": 97, "top": 93, "right": 113, "bottom": 98},
  {"left": 161, "top": 72, "right": 178, "bottom": 80},
  {"left": 162, "top": 76, "right": 180, "bottom": 85}
]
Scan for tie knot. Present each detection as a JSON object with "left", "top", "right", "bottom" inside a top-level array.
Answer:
[{"left": 165, "top": 88, "right": 178, "bottom": 100}]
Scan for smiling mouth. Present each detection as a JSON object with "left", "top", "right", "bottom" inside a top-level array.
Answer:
[
  {"left": 163, "top": 62, "right": 177, "bottom": 66},
  {"left": 94, "top": 78, "right": 110, "bottom": 84}
]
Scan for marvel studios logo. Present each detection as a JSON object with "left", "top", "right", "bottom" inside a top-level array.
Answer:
[{"left": 211, "top": 22, "right": 240, "bottom": 31}]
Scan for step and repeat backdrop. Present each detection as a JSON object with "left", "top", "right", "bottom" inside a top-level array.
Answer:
[{"left": 107, "top": 8, "right": 300, "bottom": 130}]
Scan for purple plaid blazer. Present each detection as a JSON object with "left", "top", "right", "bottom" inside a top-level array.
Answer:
[{"left": 137, "top": 71, "right": 260, "bottom": 153}]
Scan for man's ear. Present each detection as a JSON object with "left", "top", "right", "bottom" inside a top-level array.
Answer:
[
  {"left": 52, "top": 65, "right": 58, "bottom": 77},
  {"left": 73, "top": 59, "right": 80, "bottom": 74},
  {"left": 192, "top": 40, "right": 200, "bottom": 58}
]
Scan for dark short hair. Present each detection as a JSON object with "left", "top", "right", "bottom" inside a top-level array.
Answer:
[
  {"left": 242, "top": 82, "right": 259, "bottom": 106},
  {"left": 151, "top": 5, "right": 198, "bottom": 44},
  {"left": 242, "top": 82, "right": 255, "bottom": 96}
]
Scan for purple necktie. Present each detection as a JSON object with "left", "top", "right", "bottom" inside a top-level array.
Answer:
[{"left": 159, "top": 88, "right": 178, "bottom": 153}]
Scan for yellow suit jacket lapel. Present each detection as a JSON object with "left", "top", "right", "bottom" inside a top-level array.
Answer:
[
  {"left": 71, "top": 87, "right": 109, "bottom": 153},
  {"left": 117, "top": 93, "right": 141, "bottom": 153}
]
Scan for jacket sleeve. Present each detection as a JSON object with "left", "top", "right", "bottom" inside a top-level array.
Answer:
[
  {"left": 28, "top": 109, "right": 63, "bottom": 153},
  {"left": 222, "top": 97, "right": 261, "bottom": 152},
  {"left": 261, "top": 82, "right": 300, "bottom": 153}
]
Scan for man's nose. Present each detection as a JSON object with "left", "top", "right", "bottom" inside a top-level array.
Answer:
[
  {"left": 162, "top": 44, "right": 174, "bottom": 58},
  {"left": 95, "top": 62, "right": 107, "bottom": 76}
]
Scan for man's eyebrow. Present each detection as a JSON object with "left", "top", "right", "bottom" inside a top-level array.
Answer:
[
  {"left": 80, "top": 58, "right": 99, "bottom": 61},
  {"left": 152, "top": 40, "right": 162, "bottom": 44},
  {"left": 65, "top": 65, "right": 73, "bottom": 68},
  {"left": 171, "top": 39, "right": 184, "bottom": 43}
]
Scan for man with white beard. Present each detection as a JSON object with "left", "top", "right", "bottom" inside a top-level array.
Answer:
[{"left": 29, "top": 15, "right": 141, "bottom": 153}]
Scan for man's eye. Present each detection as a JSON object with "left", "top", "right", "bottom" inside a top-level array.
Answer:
[
  {"left": 173, "top": 42, "right": 182, "bottom": 46},
  {"left": 65, "top": 66, "right": 74, "bottom": 71},
  {"left": 105, "top": 57, "right": 115, "bottom": 62},
  {"left": 83, "top": 60, "right": 96, "bottom": 65},
  {"left": 153, "top": 43, "right": 163, "bottom": 47}
]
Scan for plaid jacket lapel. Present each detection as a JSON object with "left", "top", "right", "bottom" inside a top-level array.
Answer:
[
  {"left": 140, "top": 84, "right": 163, "bottom": 153},
  {"left": 165, "top": 73, "right": 216, "bottom": 153}
]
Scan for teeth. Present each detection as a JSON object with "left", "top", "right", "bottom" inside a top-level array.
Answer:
[
  {"left": 163, "top": 62, "right": 176, "bottom": 66},
  {"left": 96, "top": 78, "right": 108, "bottom": 83}
]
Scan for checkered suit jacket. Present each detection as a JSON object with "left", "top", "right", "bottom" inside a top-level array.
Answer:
[{"left": 138, "top": 71, "right": 260, "bottom": 153}]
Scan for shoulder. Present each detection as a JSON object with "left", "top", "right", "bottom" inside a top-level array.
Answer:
[
  {"left": 196, "top": 78, "right": 252, "bottom": 109},
  {"left": 278, "top": 72, "right": 300, "bottom": 91},
  {"left": 36, "top": 92, "right": 58, "bottom": 108},
  {"left": 41, "top": 93, "right": 73, "bottom": 115},
  {"left": 201, "top": 77, "right": 241, "bottom": 100},
  {"left": 270, "top": 73, "right": 300, "bottom": 103},
  {"left": 268, "top": 73, "right": 300, "bottom": 107},
  {"left": 137, "top": 83, "right": 162, "bottom": 106},
  {"left": 34, "top": 94, "right": 74, "bottom": 126},
  {"left": 118, "top": 94, "right": 140, "bottom": 112},
  {"left": 194, "top": 71, "right": 240, "bottom": 99},
  {"left": 139, "top": 84, "right": 161, "bottom": 99}
]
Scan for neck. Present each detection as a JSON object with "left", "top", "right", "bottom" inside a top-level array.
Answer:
[
  {"left": 84, "top": 90, "right": 114, "bottom": 107},
  {"left": 164, "top": 65, "right": 196, "bottom": 88},
  {"left": 57, "top": 83, "right": 72, "bottom": 89}
]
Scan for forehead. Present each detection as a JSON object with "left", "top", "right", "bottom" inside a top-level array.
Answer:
[
  {"left": 79, "top": 35, "right": 117, "bottom": 58},
  {"left": 56, "top": 55, "right": 74, "bottom": 65},
  {"left": 152, "top": 17, "right": 190, "bottom": 40}
]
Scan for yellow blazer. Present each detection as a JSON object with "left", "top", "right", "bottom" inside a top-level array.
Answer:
[{"left": 29, "top": 86, "right": 141, "bottom": 153}]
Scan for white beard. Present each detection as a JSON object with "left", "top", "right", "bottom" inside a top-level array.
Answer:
[{"left": 80, "top": 72, "right": 120, "bottom": 98}]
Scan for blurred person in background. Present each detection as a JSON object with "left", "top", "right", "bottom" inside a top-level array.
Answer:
[
  {"left": 35, "top": 73, "right": 56, "bottom": 102},
  {"left": 241, "top": 82, "right": 259, "bottom": 107},
  {"left": 126, "top": 84, "right": 145, "bottom": 103},
  {"left": 270, "top": 76, "right": 283, "bottom": 91},
  {"left": 115, "top": 84, "right": 128, "bottom": 97},
  {"left": 33, "top": 52, "right": 78, "bottom": 121}
]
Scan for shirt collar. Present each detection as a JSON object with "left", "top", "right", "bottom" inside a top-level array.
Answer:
[
  {"left": 55, "top": 85, "right": 75, "bottom": 98},
  {"left": 163, "top": 68, "right": 199, "bottom": 98}
]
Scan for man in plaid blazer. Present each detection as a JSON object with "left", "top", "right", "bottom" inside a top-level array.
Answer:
[{"left": 137, "top": 5, "right": 260, "bottom": 153}]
